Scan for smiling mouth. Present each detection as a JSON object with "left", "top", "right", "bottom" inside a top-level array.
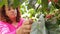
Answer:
[{"left": 11, "top": 13, "right": 17, "bottom": 16}]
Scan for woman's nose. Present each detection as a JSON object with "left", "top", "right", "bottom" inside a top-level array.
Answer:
[{"left": 11, "top": 10, "right": 15, "bottom": 13}]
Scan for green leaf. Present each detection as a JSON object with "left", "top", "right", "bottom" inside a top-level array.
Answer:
[
  {"left": 13, "top": 0, "right": 20, "bottom": 8},
  {"left": 0, "top": 0, "right": 8, "bottom": 7},
  {"left": 37, "top": 0, "right": 41, "bottom": 4},
  {"left": 28, "top": 8, "right": 36, "bottom": 17},
  {"left": 41, "top": 0, "right": 48, "bottom": 14}
]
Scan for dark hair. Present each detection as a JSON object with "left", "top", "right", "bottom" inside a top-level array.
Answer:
[
  {"left": 0, "top": 7, "right": 1, "bottom": 21},
  {"left": 1, "top": 5, "right": 21, "bottom": 24}
]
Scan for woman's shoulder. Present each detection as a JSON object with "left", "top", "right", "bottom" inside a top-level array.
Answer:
[
  {"left": 0, "top": 21, "right": 9, "bottom": 30},
  {"left": 0, "top": 21, "right": 10, "bottom": 34},
  {"left": 0, "top": 21, "right": 5, "bottom": 25},
  {"left": 0, "top": 21, "right": 8, "bottom": 27}
]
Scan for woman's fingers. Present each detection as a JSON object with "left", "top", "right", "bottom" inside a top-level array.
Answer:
[
  {"left": 23, "top": 29, "right": 31, "bottom": 33},
  {"left": 23, "top": 19, "right": 33, "bottom": 25},
  {"left": 29, "top": 19, "right": 33, "bottom": 24},
  {"left": 16, "top": 19, "right": 33, "bottom": 34},
  {"left": 16, "top": 25, "right": 31, "bottom": 34},
  {"left": 22, "top": 25, "right": 31, "bottom": 30},
  {"left": 23, "top": 20, "right": 30, "bottom": 25}
]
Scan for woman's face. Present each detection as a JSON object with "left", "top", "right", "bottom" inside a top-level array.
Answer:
[{"left": 5, "top": 6, "right": 17, "bottom": 19}]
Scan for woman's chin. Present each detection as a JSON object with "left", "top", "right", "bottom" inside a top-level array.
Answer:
[{"left": 10, "top": 16, "right": 16, "bottom": 19}]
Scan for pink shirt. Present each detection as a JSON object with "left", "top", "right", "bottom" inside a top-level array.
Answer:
[{"left": 0, "top": 18, "right": 24, "bottom": 34}]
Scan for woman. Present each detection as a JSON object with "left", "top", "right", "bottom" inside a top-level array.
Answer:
[{"left": 0, "top": 5, "right": 33, "bottom": 34}]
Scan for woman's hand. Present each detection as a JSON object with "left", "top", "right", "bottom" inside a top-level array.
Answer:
[{"left": 16, "top": 19, "right": 33, "bottom": 34}]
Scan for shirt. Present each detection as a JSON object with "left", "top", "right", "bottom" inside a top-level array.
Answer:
[{"left": 0, "top": 18, "right": 24, "bottom": 34}]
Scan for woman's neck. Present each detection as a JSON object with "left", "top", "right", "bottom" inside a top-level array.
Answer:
[
  {"left": 10, "top": 18, "right": 16, "bottom": 23},
  {"left": 10, "top": 18, "right": 18, "bottom": 27}
]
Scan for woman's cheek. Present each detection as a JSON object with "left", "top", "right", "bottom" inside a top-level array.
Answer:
[
  {"left": 6, "top": 11, "right": 10, "bottom": 17},
  {"left": 6, "top": 12, "right": 14, "bottom": 18}
]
